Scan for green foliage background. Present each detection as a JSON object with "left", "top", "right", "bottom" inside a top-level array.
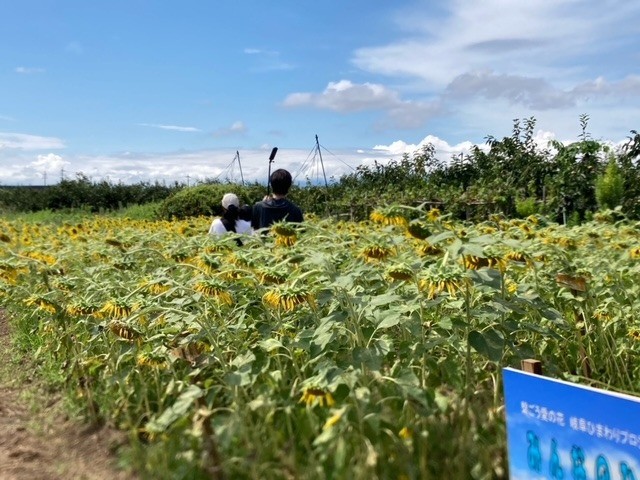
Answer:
[{"left": 2, "top": 116, "right": 640, "bottom": 222}]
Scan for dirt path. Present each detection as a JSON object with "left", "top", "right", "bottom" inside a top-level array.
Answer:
[{"left": 0, "top": 313, "right": 137, "bottom": 480}]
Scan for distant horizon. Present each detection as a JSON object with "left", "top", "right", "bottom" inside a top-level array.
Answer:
[{"left": 0, "top": 125, "right": 631, "bottom": 188}]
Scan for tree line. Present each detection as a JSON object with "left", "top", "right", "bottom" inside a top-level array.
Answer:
[{"left": 2, "top": 116, "right": 639, "bottom": 223}]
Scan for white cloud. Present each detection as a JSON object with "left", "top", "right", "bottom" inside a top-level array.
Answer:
[
  {"left": 31, "top": 153, "right": 69, "bottom": 171},
  {"left": 244, "top": 47, "right": 294, "bottom": 71},
  {"left": 353, "top": 0, "right": 639, "bottom": 87},
  {"left": 346, "top": 0, "right": 640, "bottom": 139},
  {"left": 212, "top": 121, "right": 247, "bottom": 138},
  {"left": 15, "top": 67, "right": 45, "bottom": 74},
  {"left": 0, "top": 132, "right": 65, "bottom": 150},
  {"left": 283, "top": 80, "right": 441, "bottom": 129},
  {"left": 138, "top": 123, "right": 201, "bottom": 132},
  {"left": 445, "top": 71, "right": 640, "bottom": 110}
]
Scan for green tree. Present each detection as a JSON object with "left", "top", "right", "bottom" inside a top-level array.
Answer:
[{"left": 595, "top": 156, "right": 625, "bottom": 210}]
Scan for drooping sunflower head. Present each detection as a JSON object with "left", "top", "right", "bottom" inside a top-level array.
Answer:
[
  {"left": 415, "top": 242, "right": 443, "bottom": 257},
  {"left": 205, "top": 243, "right": 232, "bottom": 254},
  {"left": 386, "top": 264, "right": 414, "bottom": 282},
  {"left": 461, "top": 254, "right": 505, "bottom": 271},
  {"left": 272, "top": 221, "right": 298, "bottom": 237},
  {"left": 105, "top": 238, "right": 127, "bottom": 250},
  {"left": 136, "top": 351, "right": 168, "bottom": 368},
  {"left": 426, "top": 208, "right": 441, "bottom": 222},
  {"left": 24, "top": 295, "right": 58, "bottom": 314},
  {"left": 108, "top": 320, "right": 142, "bottom": 341},
  {"left": 195, "top": 253, "right": 221, "bottom": 274},
  {"left": 300, "top": 387, "right": 335, "bottom": 408},
  {"left": 406, "top": 221, "right": 431, "bottom": 240},
  {"left": 24, "top": 251, "right": 57, "bottom": 266},
  {"left": 504, "top": 250, "right": 528, "bottom": 264},
  {"left": 370, "top": 205, "right": 409, "bottom": 227},
  {"left": 361, "top": 244, "right": 394, "bottom": 261},
  {"left": 275, "top": 234, "right": 297, "bottom": 247},
  {"left": 100, "top": 298, "right": 134, "bottom": 319},
  {"left": 193, "top": 278, "right": 233, "bottom": 305},
  {"left": 418, "top": 264, "right": 468, "bottom": 299},
  {"left": 256, "top": 267, "right": 288, "bottom": 285},
  {"left": 66, "top": 300, "right": 100, "bottom": 317},
  {"left": 263, "top": 284, "right": 315, "bottom": 312}
]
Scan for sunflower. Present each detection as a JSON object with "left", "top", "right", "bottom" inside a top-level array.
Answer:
[
  {"left": 419, "top": 265, "right": 468, "bottom": 299},
  {"left": 477, "top": 225, "right": 497, "bottom": 235},
  {"left": 504, "top": 251, "right": 527, "bottom": 264},
  {"left": 406, "top": 221, "right": 431, "bottom": 240},
  {"left": 398, "top": 427, "right": 412, "bottom": 440},
  {"left": 370, "top": 206, "right": 408, "bottom": 227},
  {"left": 25, "top": 251, "right": 57, "bottom": 266},
  {"left": 195, "top": 253, "right": 221, "bottom": 274},
  {"left": 66, "top": 300, "right": 100, "bottom": 317},
  {"left": 263, "top": 285, "right": 315, "bottom": 311},
  {"left": 108, "top": 320, "right": 141, "bottom": 341},
  {"left": 361, "top": 244, "right": 394, "bottom": 261},
  {"left": 415, "top": 242, "right": 443, "bottom": 257},
  {"left": 300, "top": 387, "right": 335, "bottom": 408},
  {"left": 105, "top": 238, "right": 127, "bottom": 250},
  {"left": 504, "top": 278, "right": 518, "bottom": 295},
  {"left": 194, "top": 279, "right": 233, "bottom": 305},
  {"left": 141, "top": 278, "right": 171, "bottom": 295},
  {"left": 0, "top": 262, "right": 19, "bottom": 284},
  {"left": 204, "top": 244, "right": 232, "bottom": 254},
  {"left": 461, "top": 255, "right": 505, "bottom": 271},
  {"left": 630, "top": 247, "right": 640, "bottom": 259},
  {"left": 628, "top": 328, "right": 640, "bottom": 341},
  {"left": 556, "top": 237, "right": 577, "bottom": 250},
  {"left": 386, "top": 264, "right": 414, "bottom": 281},
  {"left": 136, "top": 352, "right": 168, "bottom": 368},
  {"left": 256, "top": 268, "right": 287, "bottom": 285},
  {"left": 24, "top": 295, "right": 57, "bottom": 314},
  {"left": 323, "top": 409, "right": 344, "bottom": 430},
  {"left": 426, "top": 208, "right": 441, "bottom": 222},
  {"left": 275, "top": 234, "right": 297, "bottom": 247},
  {"left": 0, "top": 233, "right": 11, "bottom": 243},
  {"left": 272, "top": 221, "right": 297, "bottom": 237},
  {"left": 100, "top": 299, "right": 134, "bottom": 318}
]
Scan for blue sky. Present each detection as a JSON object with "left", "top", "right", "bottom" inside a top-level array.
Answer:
[{"left": 1, "top": 1, "right": 639, "bottom": 185}]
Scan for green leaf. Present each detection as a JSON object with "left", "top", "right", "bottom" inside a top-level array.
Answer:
[
  {"left": 375, "top": 312, "right": 401, "bottom": 330},
  {"left": 427, "top": 231, "right": 455, "bottom": 245},
  {"left": 259, "top": 338, "right": 283, "bottom": 352},
  {"left": 231, "top": 350, "right": 256, "bottom": 368},
  {"left": 468, "top": 329, "right": 504, "bottom": 362},
  {"left": 147, "top": 385, "right": 203, "bottom": 433}
]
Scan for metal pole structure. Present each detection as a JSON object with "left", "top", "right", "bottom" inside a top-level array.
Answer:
[
  {"left": 315, "top": 135, "right": 329, "bottom": 190},
  {"left": 267, "top": 147, "right": 278, "bottom": 196},
  {"left": 236, "top": 150, "right": 245, "bottom": 186}
]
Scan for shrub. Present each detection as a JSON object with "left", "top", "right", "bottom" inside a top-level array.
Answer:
[
  {"left": 595, "top": 156, "right": 625, "bottom": 211},
  {"left": 515, "top": 197, "right": 538, "bottom": 218}
]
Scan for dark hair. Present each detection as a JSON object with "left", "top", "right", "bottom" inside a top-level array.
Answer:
[
  {"left": 221, "top": 204, "right": 239, "bottom": 232},
  {"left": 239, "top": 205, "right": 252, "bottom": 222},
  {"left": 270, "top": 169, "right": 292, "bottom": 195}
]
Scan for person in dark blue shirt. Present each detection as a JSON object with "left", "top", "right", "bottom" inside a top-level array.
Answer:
[{"left": 251, "top": 169, "right": 303, "bottom": 230}]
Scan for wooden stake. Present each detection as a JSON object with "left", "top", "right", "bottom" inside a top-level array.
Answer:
[{"left": 521, "top": 359, "right": 542, "bottom": 375}]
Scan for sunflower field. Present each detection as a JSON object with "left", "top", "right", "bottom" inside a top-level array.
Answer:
[{"left": 2, "top": 206, "right": 640, "bottom": 479}]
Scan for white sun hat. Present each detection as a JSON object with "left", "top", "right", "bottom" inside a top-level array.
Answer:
[{"left": 221, "top": 193, "right": 240, "bottom": 210}]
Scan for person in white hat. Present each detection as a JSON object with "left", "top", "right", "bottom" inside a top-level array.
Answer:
[{"left": 208, "top": 193, "right": 253, "bottom": 236}]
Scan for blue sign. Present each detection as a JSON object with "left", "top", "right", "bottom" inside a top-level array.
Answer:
[{"left": 503, "top": 367, "right": 640, "bottom": 480}]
